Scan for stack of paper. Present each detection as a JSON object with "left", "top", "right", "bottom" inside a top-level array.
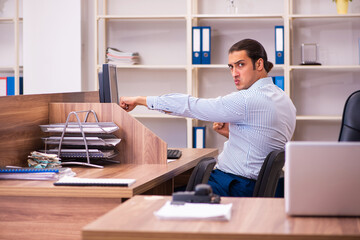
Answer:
[
  {"left": 27, "top": 151, "right": 61, "bottom": 168},
  {"left": 106, "top": 47, "right": 140, "bottom": 65},
  {"left": 154, "top": 201, "right": 232, "bottom": 221}
]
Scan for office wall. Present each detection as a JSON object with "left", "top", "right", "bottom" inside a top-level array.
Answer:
[{"left": 23, "top": 0, "right": 82, "bottom": 94}]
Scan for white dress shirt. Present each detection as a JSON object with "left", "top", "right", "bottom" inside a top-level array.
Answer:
[{"left": 146, "top": 77, "right": 296, "bottom": 180}]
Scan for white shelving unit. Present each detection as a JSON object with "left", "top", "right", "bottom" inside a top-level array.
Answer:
[
  {"left": 288, "top": 0, "right": 360, "bottom": 141},
  {"left": 95, "top": 0, "right": 360, "bottom": 148},
  {"left": 0, "top": 0, "right": 22, "bottom": 95}
]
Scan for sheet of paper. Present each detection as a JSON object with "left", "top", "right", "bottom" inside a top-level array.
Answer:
[{"left": 154, "top": 201, "right": 232, "bottom": 221}]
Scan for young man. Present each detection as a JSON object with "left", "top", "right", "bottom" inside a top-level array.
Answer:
[{"left": 120, "top": 39, "right": 296, "bottom": 197}]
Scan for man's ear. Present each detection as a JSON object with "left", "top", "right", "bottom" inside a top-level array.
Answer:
[{"left": 256, "top": 58, "right": 264, "bottom": 70}]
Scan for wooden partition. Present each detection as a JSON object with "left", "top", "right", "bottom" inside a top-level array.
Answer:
[
  {"left": 49, "top": 103, "right": 168, "bottom": 165},
  {"left": 0, "top": 92, "right": 99, "bottom": 167}
]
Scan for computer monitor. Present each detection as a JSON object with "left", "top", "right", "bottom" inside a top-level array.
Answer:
[{"left": 99, "top": 63, "right": 119, "bottom": 104}]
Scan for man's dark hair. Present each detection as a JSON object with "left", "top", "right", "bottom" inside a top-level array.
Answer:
[{"left": 228, "top": 39, "right": 273, "bottom": 73}]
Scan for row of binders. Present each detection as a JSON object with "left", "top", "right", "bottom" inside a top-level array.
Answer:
[
  {"left": 0, "top": 76, "right": 23, "bottom": 96},
  {"left": 192, "top": 25, "right": 284, "bottom": 65},
  {"left": 192, "top": 26, "right": 211, "bottom": 64}
]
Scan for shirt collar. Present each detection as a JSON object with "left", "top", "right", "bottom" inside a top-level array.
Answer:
[{"left": 248, "top": 77, "right": 273, "bottom": 90}]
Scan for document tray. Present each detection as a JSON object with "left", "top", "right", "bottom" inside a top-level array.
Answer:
[
  {"left": 40, "top": 122, "right": 119, "bottom": 134},
  {"left": 42, "top": 149, "right": 118, "bottom": 159},
  {"left": 42, "top": 136, "right": 121, "bottom": 147}
]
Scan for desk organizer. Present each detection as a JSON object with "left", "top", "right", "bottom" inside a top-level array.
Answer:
[{"left": 40, "top": 110, "right": 121, "bottom": 168}]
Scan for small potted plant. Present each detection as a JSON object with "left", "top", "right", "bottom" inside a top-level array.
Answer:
[{"left": 333, "top": 0, "right": 352, "bottom": 14}]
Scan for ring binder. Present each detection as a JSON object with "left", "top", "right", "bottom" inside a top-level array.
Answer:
[
  {"left": 0, "top": 168, "right": 59, "bottom": 173},
  {"left": 275, "top": 26, "right": 284, "bottom": 65},
  {"left": 201, "top": 26, "right": 211, "bottom": 64},
  {"left": 192, "top": 26, "right": 202, "bottom": 64},
  {"left": 193, "top": 126, "right": 206, "bottom": 148}
]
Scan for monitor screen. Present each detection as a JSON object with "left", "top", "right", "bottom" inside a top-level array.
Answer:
[{"left": 99, "top": 64, "right": 119, "bottom": 104}]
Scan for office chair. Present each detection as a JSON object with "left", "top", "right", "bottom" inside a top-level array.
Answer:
[
  {"left": 185, "top": 157, "right": 217, "bottom": 191},
  {"left": 338, "top": 90, "right": 360, "bottom": 141},
  {"left": 253, "top": 149, "right": 285, "bottom": 197}
]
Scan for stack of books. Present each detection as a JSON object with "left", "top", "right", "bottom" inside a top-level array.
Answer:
[{"left": 106, "top": 47, "right": 140, "bottom": 65}]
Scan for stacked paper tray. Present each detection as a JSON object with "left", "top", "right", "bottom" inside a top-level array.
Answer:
[
  {"left": 39, "top": 120, "right": 121, "bottom": 167},
  {"left": 42, "top": 149, "right": 118, "bottom": 159},
  {"left": 40, "top": 122, "right": 119, "bottom": 134},
  {"left": 42, "top": 136, "right": 121, "bottom": 147}
]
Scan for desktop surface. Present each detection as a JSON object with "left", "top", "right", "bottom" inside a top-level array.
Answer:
[
  {"left": 83, "top": 195, "right": 360, "bottom": 240},
  {"left": 0, "top": 148, "right": 217, "bottom": 199},
  {"left": 0, "top": 195, "right": 120, "bottom": 240},
  {"left": 0, "top": 148, "right": 218, "bottom": 240}
]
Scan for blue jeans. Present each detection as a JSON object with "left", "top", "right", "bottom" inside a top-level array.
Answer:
[{"left": 208, "top": 169, "right": 256, "bottom": 197}]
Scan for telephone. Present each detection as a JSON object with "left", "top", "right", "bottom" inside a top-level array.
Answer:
[{"left": 171, "top": 184, "right": 221, "bottom": 204}]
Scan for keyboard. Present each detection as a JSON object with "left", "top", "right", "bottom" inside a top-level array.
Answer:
[{"left": 167, "top": 149, "right": 182, "bottom": 159}]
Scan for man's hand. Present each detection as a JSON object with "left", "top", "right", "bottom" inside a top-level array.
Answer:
[
  {"left": 119, "top": 96, "right": 146, "bottom": 112},
  {"left": 213, "top": 122, "right": 229, "bottom": 138}
]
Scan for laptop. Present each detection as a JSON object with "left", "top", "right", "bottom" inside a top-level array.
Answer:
[{"left": 285, "top": 141, "right": 360, "bottom": 216}]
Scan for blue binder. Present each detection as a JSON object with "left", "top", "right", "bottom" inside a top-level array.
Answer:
[
  {"left": 201, "top": 26, "right": 211, "bottom": 64},
  {"left": 19, "top": 77, "right": 23, "bottom": 95},
  {"left": 193, "top": 126, "right": 206, "bottom": 148},
  {"left": 275, "top": 26, "right": 284, "bottom": 65},
  {"left": 273, "top": 76, "right": 284, "bottom": 91},
  {"left": 6, "top": 77, "right": 15, "bottom": 95},
  {"left": 6, "top": 76, "right": 23, "bottom": 95},
  {"left": 192, "top": 27, "right": 202, "bottom": 64}
]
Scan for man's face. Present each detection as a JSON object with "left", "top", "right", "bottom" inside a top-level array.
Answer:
[{"left": 228, "top": 50, "right": 260, "bottom": 90}]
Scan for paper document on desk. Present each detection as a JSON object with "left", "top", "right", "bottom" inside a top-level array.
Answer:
[{"left": 154, "top": 201, "right": 232, "bottom": 221}]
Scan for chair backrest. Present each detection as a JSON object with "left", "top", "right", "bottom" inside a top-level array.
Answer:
[
  {"left": 185, "top": 157, "right": 217, "bottom": 191},
  {"left": 339, "top": 90, "right": 360, "bottom": 141},
  {"left": 253, "top": 150, "right": 285, "bottom": 197}
]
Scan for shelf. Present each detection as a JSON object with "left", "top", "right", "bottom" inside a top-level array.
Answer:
[
  {"left": 296, "top": 115, "right": 342, "bottom": 121},
  {"left": 192, "top": 14, "right": 284, "bottom": 19},
  {"left": 115, "top": 64, "right": 187, "bottom": 70},
  {"left": 97, "top": 15, "right": 186, "bottom": 20},
  {"left": 0, "top": 18, "right": 14, "bottom": 22},
  {"left": 290, "top": 65, "right": 360, "bottom": 71},
  {"left": 290, "top": 13, "right": 360, "bottom": 19},
  {"left": 97, "top": 64, "right": 187, "bottom": 70},
  {"left": 193, "top": 64, "right": 284, "bottom": 70},
  {"left": 0, "top": 17, "right": 23, "bottom": 22},
  {"left": 192, "top": 64, "right": 228, "bottom": 69},
  {"left": 0, "top": 66, "right": 15, "bottom": 71}
]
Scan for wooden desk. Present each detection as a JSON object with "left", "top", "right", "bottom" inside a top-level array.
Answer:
[
  {"left": 83, "top": 196, "right": 360, "bottom": 240},
  {"left": 0, "top": 148, "right": 217, "bottom": 240},
  {"left": 0, "top": 196, "right": 121, "bottom": 240},
  {"left": 0, "top": 148, "right": 217, "bottom": 199}
]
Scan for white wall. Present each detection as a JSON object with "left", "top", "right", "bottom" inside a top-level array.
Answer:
[{"left": 23, "top": 0, "right": 82, "bottom": 94}]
